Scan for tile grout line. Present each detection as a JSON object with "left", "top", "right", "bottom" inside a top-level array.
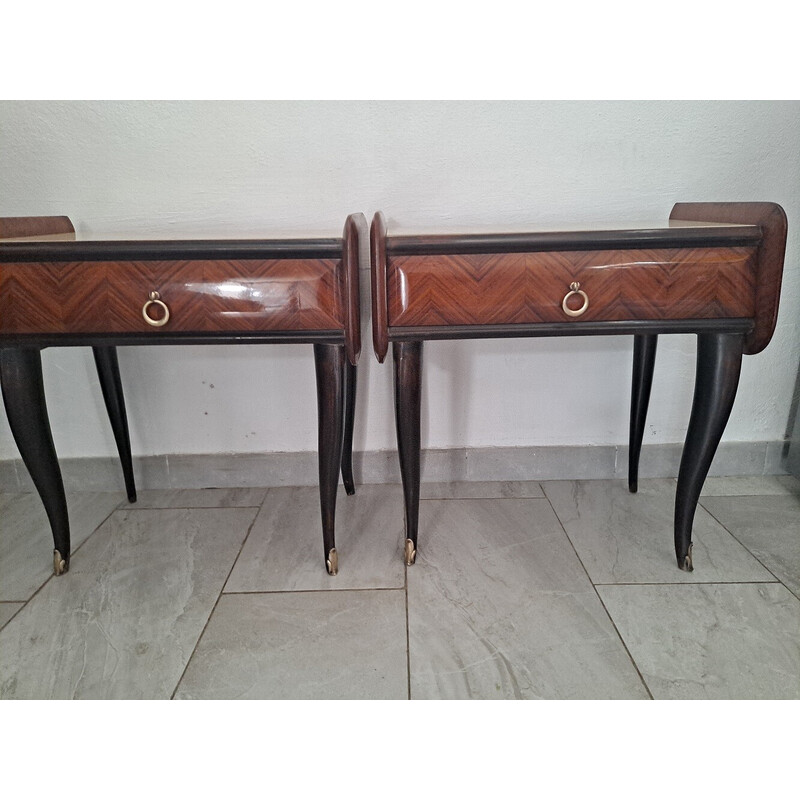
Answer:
[
  {"left": 698, "top": 500, "right": 791, "bottom": 593},
  {"left": 222, "top": 586, "right": 405, "bottom": 596},
  {"left": 0, "top": 493, "right": 124, "bottom": 635},
  {"left": 594, "top": 580, "right": 781, "bottom": 587},
  {"left": 0, "top": 601, "right": 25, "bottom": 632},
  {"left": 120, "top": 504, "right": 265, "bottom": 511},
  {"left": 169, "top": 506, "right": 262, "bottom": 700},
  {"left": 541, "top": 487, "right": 655, "bottom": 700},
  {"left": 405, "top": 559, "right": 411, "bottom": 701}
]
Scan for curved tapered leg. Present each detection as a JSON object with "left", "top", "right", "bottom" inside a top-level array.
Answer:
[
  {"left": 314, "top": 344, "right": 346, "bottom": 576},
  {"left": 93, "top": 346, "right": 137, "bottom": 503},
  {"left": 341, "top": 359, "right": 357, "bottom": 496},
  {"left": 0, "top": 348, "right": 70, "bottom": 575},
  {"left": 629, "top": 334, "right": 658, "bottom": 493},
  {"left": 675, "top": 333, "right": 744, "bottom": 571},
  {"left": 393, "top": 341, "right": 423, "bottom": 566}
]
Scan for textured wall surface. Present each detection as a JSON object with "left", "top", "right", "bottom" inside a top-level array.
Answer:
[{"left": 1, "top": 101, "right": 798, "bottom": 459}]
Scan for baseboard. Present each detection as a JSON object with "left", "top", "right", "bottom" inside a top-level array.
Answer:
[{"left": 0, "top": 440, "right": 787, "bottom": 492}]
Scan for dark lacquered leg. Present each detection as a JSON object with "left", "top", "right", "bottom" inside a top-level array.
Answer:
[
  {"left": 675, "top": 333, "right": 744, "bottom": 571},
  {"left": 93, "top": 346, "right": 137, "bottom": 503},
  {"left": 0, "top": 348, "right": 70, "bottom": 575},
  {"left": 341, "top": 359, "right": 357, "bottom": 496},
  {"left": 314, "top": 343, "right": 346, "bottom": 576},
  {"left": 393, "top": 341, "right": 423, "bottom": 566},
  {"left": 629, "top": 334, "right": 658, "bottom": 493}
]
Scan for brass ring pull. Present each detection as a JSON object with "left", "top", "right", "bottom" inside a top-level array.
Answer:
[
  {"left": 142, "top": 291, "right": 170, "bottom": 327},
  {"left": 562, "top": 281, "right": 589, "bottom": 317}
]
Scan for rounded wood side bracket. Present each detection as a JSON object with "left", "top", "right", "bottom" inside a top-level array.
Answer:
[
  {"left": 342, "top": 212, "right": 366, "bottom": 366},
  {"left": 0, "top": 215, "right": 74, "bottom": 239},
  {"left": 669, "top": 202, "right": 788, "bottom": 355},
  {"left": 370, "top": 211, "right": 389, "bottom": 362}
]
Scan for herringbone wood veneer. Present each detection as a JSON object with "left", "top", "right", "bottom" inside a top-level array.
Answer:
[
  {"left": 0, "top": 259, "right": 344, "bottom": 334},
  {"left": 388, "top": 247, "right": 757, "bottom": 326}
]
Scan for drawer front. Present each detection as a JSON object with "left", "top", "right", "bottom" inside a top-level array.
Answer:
[
  {"left": 0, "top": 259, "right": 344, "bottom": 334},
  {"left": 0, "top": 261, "right": 107, "bottom": 334},
  {"left": 387, "top": 247, "right": 757, "bottom": 327}
]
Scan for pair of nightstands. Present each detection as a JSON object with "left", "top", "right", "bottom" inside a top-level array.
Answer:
[{"left": 0, "top": 202, "right": 787, "bottom": 577}]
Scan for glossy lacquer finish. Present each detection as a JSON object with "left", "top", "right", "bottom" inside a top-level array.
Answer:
[
  {"left": 670, "top": 202, "right": 788, "bottom": 355},
  {"left": 388, "top": 247, "right": 757, "bottom": 327},
  {"left": 0, "top": 213, "right": 367, "bottom": 577},
  {"left": 0, "top": 259, "right": 344, "bottom": 335},
  {"left": 371, "top": 203, "right": 788, "bottom": 575}
]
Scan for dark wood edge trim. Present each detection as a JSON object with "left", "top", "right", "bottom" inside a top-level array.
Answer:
[
  {"left": 342, "top": 213, "right": 366, "bottom": 366},
  {"left": 389, "top": 319, "right": 754, "bottom": 341},
  {"left": 0, "top": 216, "right": 75, "bottom": 239},
  {"left": 370, "top": 211, "right": 389, "bottom": 362},
  {"left": 670, "top": 202, "right": 787, "bottom": 355},
  {"left": 0, "top": 238, "right": 343, "bottom": 262},
  {"left": 0, "top": 331, "right": 346, "bottom": 349},
  {"left": 386, "top": 226, "right": 762, "bottom": 256}
]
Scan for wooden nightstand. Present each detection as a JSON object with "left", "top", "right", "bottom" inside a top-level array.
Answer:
[
  {"left": 370, "top": 203, "right": 787, "bottom": 571},
  {"left": 0, "top": 214, "right": 366, "bottom": 576}
]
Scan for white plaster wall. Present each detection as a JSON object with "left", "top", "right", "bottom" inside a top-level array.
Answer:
[{"left": 1, "top": 101, "right": 798, "bottom": 459}]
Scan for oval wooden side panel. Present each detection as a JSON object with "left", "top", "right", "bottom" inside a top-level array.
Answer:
[
  {"left": 387, "top": 247, "right": 758, "bottom": 327},
  {"left": 0, "top": 259, "right": 345, "bottom": 335}
]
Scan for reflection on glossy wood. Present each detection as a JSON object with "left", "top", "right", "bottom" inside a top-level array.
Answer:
[
  {"left": 0, "top": 259, "right": 345, "bottom": 334},
  {"left": 388, "top": 248, "right": 757, "bottom": 327},
  {"left": 669, "top": 202, "right": 787, "bottom": 355}
]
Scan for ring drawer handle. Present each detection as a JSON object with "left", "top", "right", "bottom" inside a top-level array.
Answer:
[
  {"left": 562, "top": 281, "right": 589, "bottom": 317},
  {"left": 142, "top": 291, "right": 170, "bottom": 327}
]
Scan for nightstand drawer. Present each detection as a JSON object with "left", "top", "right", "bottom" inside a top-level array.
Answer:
[
  {"left": 388, "top": 247, "right": 758, "bottom": 327},
  {"left": 0, "top": 259, "right": 344, "bottom": 334}
]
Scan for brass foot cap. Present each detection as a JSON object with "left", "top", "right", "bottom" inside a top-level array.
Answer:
[
  {"left": 326, "top": 548, "right": 338, "bottom": 576},
  {"left": 404, "top": 538, "right": 417, "bottom": 566},
  {"left": 53, "top": 550, "right": 68, "bottom": 576},
  {"left": 679, "top": 544, "right": 694, "bottom": 572}
]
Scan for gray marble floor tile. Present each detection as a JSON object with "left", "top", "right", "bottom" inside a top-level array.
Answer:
[
  {"left": 0, "top": 461, "right": 19, "bottom": 492},
  {"left": 174, "top": 590, "right": 408, "bottom": 699},
  {"left": 699, "top": 476, "right": 796, "bottom": 497},
  {"left": 0, "top": 603, "right": 23, "bottom": 629},
  {"left": 700, "top": 495, "right": 800, "bottom": 599},
  {"left": 225, "top": 485, "right": 406, "bottom": 592},
  {"left": 420, "top": 481, "right": 544, "bottom": 499},
  {"left": 408, "top": 499, "right": 649, "bottom": 699},
  {"left": 597, "top": 583, "right": 800, "bottom": 699},
  {"left": 0, "top": 491, "right": 125, "bottom": 602},
  {"left": 0, "top": 507, "right": 256, "bottom": 699},
  {"left": 542, "top": 480, "right": 776, "bottom": 584},
  {"left": 120, "top": 487, "right": 267, "bottom": 509}
]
